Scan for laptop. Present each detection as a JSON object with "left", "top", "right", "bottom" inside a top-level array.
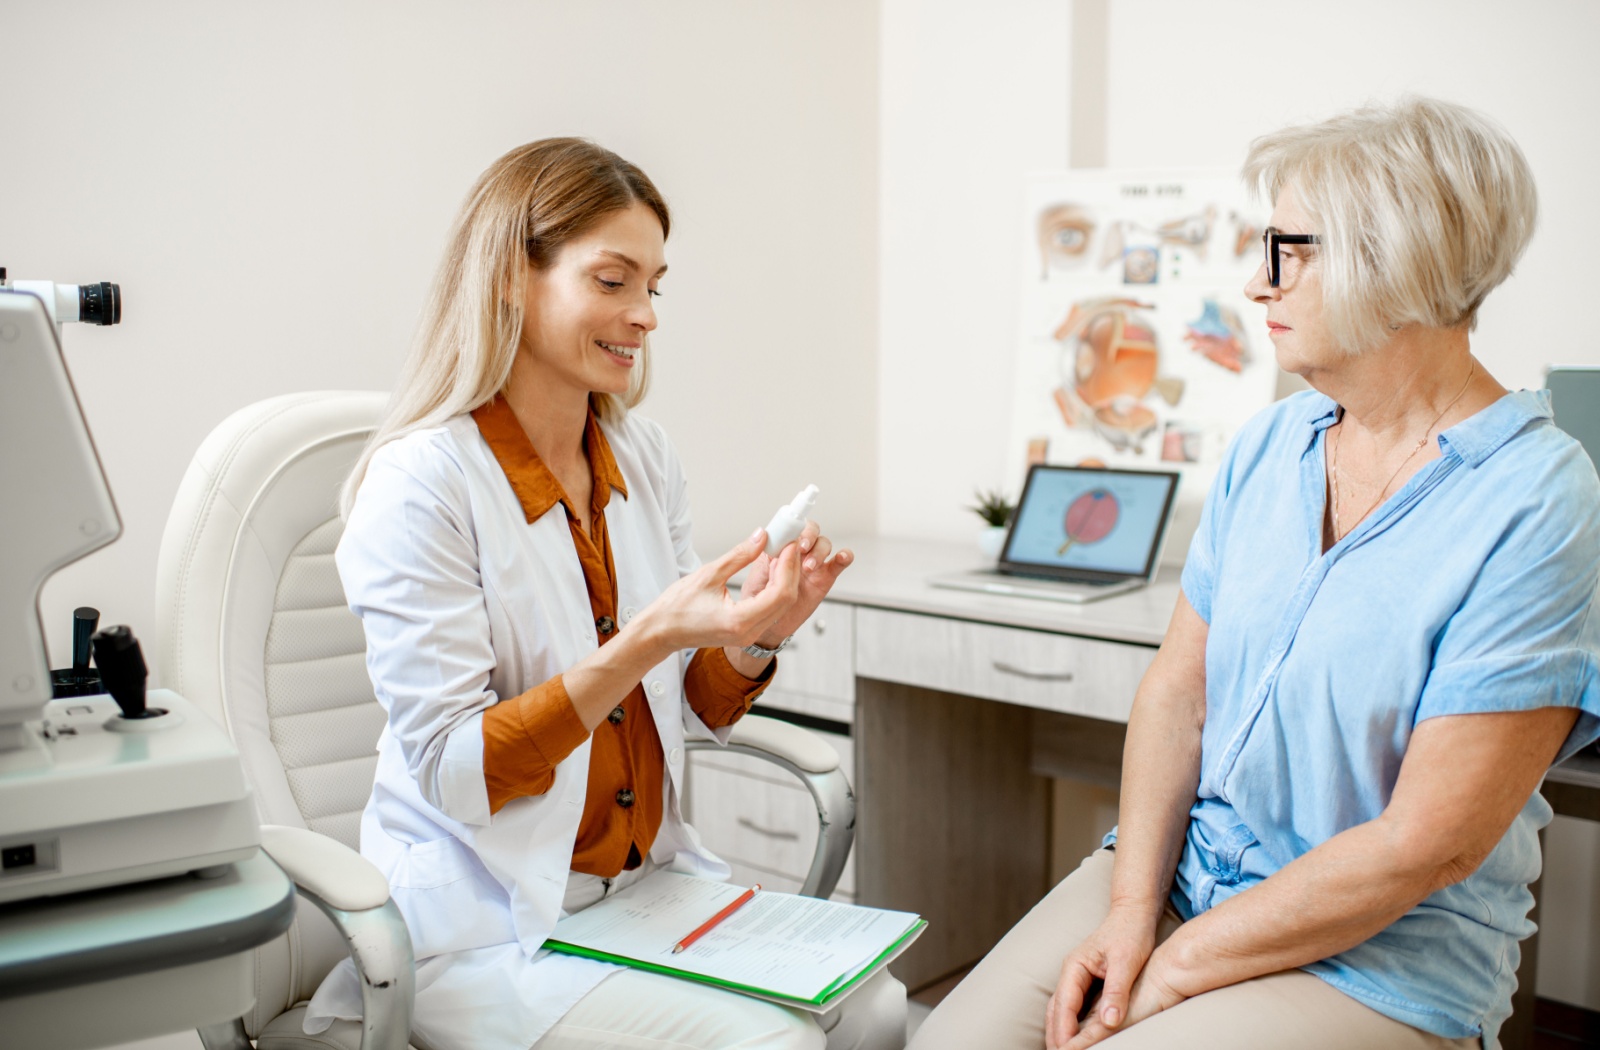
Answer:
[{"left": 931, "top": 464, "right": 1180, "bottom": 604}]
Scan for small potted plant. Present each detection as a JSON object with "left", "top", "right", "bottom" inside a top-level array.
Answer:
[{"left": 968, "top": 489, "right": 1015, "bottom": 560}]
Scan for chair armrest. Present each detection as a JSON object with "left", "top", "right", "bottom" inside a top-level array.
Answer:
[
  {"left": 259, "top": 826, "right": 415, "bottom": 1050},
  {"left": 685, "top": 715, "right": 855, "bottom": 899},
  {"left": 261, "top": 825, "right": 390, "bottom": 910},
  {"left": 723, "top": 714, "right": 841, "bottom": 773}
]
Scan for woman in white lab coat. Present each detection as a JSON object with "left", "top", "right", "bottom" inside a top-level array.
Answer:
[{"left": 304, "top": 138, "right": 905, "bottom": 1050}]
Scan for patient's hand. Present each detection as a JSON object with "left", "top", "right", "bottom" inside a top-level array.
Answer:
[
  {"left": 1058, "top": 956, "right": 1186, "bottom": 1049},
  {"left": 1044, "top": 904, "right": 1165, "bottom": 1050}
]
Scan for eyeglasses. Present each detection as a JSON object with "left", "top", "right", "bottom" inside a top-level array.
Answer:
[{"left": 1262, "top": 226, "right": 1321, "bottom": 288}]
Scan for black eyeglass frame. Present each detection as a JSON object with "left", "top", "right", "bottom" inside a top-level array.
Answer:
[{"left": 1263, "top": 226, "right": 1321, "bottom": 288}]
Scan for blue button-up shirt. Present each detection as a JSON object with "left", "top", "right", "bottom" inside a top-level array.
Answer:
[{"left": 1115, "top": 389, "right": 1600, "bottom": 1048}]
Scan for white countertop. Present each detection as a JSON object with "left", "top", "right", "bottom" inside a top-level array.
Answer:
[{"left": 820, "top": 536, "right": 1178, "bottom": 648}]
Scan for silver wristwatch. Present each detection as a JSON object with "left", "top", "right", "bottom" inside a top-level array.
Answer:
[{"left": 742, "top": 635, "right": 792, "bottom": 660}]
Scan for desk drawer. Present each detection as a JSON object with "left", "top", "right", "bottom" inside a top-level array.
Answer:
[
  {"left": 854, "top": 608, "right": 1154, "bottom": 721},
  {"left": 759, "top": 600, "right": 855, "bottom": 724}
]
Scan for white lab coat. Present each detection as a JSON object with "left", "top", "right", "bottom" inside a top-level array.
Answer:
[{"left": 305, "top": 410, "right": 733, "bottom": 1050}]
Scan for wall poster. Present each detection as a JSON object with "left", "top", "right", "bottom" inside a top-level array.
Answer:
[{"left": 1007, "top": 169, "right": 1278, "bottom": 560}]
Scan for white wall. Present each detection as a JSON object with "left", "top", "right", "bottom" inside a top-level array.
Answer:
[
  {"left": 878, "top": 0, "right": 1073, "bottom": 545},
  {"left": 5, "top": 0, "right": 879, "bottom": 681}
]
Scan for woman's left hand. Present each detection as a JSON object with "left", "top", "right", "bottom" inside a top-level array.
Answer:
[
  {"left": 1059, "top": 955, "right": 1187, "bottom": 1050},
  {"left": 739, "top": 521, "right": 852, "bottom": 646}
]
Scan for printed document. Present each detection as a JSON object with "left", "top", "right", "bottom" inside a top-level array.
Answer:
[{"left": 545, "top": 871, "right": 925, "bottom": 1009}]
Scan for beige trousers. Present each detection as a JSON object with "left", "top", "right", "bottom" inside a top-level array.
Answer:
[
  {"left": 908, "top": 849, "right": 1481, "bottom": 1050},
  {"left": 533, "top": 866, "right": 907, "bottom": 1050}
]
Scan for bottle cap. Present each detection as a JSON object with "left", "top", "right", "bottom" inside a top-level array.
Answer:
[{"left": 788, "top": 485, "right": 819, "bottom": 516}]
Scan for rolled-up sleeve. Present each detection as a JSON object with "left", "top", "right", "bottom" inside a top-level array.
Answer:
[
  {"left": 684, "top": 647, "right": 774, "bottom": 730},
  {"left": 1415, "top": 484, "right": 1600, "bottom": 763},
  {"left": 481, "top": 675, "right": 589, "bottom": 814},
  {"left": 337, "top": 440, "right": 500, "bottom": 826}
]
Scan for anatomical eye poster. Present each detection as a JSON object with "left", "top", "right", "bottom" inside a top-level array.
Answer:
[{"left": 1007, "top": 169, "right": 1278, "bottom": 523}]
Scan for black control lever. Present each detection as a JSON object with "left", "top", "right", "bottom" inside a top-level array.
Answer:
[
  {"left": 51, "top": 607, "right": 104, "bottom": 699},
  {"left": 72, "top": 607, "right": 99, "bottom": 669},
  {"left": 92, "top": 626, "right": 158, "bottom": 720}
]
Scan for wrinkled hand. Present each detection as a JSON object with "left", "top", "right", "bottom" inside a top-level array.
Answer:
[
  {"left": 633, "top": 528, "right": 805, "bottom": 654},
  {"left": 1045, "top": 906, "right": 1166, "bottom": 1050},
  {"left": 739, "top": 520, "right": 853, "bottom": 646},
  {"left": 1058, "top": 957, "right": 1185, "bottom": 1049}
]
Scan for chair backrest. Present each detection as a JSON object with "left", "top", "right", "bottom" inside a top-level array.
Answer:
[
  {"left": 154, "top": 391, "right": 389, "bottom": 1027},
  {"left": 155, "top": 391, "right": 388, "bottom": 847}
]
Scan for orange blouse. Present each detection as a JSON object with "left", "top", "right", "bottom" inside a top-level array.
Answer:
[{"left": 472, "top": 396, "right": 771, "bottom": 877}]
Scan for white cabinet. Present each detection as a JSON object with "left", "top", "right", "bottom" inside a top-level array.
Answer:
[
  {"left": 687, "top": 602, "right": 858, "bottom": 901},
  {"left": 687, "top": 729, "right": 856, "bottom": 901}
]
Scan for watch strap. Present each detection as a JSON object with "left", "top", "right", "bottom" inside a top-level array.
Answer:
[{"left": 741, "top": 635, "right": 792, "bottom": 660}]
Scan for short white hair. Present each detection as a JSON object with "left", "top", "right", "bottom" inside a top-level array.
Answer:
[{"left": 1243, "top": 97, "right": 1537, "bottom": 353}]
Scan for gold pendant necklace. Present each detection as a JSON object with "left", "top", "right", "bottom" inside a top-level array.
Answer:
[{"left": 1329, "top": 360, "right": 1476, "bottom": 542}]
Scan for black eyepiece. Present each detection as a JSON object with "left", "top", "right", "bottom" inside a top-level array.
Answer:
[{"left": 78, "top": 282, "right": 120, "bottom": 325}]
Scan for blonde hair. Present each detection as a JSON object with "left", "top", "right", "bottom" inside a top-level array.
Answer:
[
  {"left": 342, "top": 138, "right": 670, "bottom": 515},
  {"left": 1243, "top": 97, "right": 1537, "bottom": 354}
]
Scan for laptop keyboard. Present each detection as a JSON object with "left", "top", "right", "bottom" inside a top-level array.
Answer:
[{"left": 1002, "top": 570, "right": 1118, "bottom": 587}]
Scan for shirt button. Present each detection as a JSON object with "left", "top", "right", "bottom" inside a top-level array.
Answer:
[
  {"left": 597, "top": 615, "right": 615, "bottom": 636},
  {"left": 669, "top": 747, "right": 682, "bottom": 765},
  {"left": 622, "top": 606, "right": 637, "bottom": 623},
  {"left": 608, "top": 705, "right": 626, "bottom": 725},
  {"left": 649, "top": 680, "right": 665, "bottom": 698},
  {"left": 615, "top": 789, "right": 636, "bottom": 809}
]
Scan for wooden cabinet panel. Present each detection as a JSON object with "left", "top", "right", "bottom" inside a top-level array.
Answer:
[{"left": 855, "top": 608, "right": 1154, "bottom": 721}]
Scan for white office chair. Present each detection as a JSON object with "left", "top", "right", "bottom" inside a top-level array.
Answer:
[{"left": 154, "top": 391, "right": 855, "bottom": 1050}]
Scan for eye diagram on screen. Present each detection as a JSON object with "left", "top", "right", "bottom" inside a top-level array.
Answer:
[{"left": 1058, "top": 488, "right": 1120, "bottom": 554}]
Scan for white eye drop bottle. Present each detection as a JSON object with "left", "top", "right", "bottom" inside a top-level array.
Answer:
[{"left": 763, "top": 485, "right": 819, "bottom": 557}]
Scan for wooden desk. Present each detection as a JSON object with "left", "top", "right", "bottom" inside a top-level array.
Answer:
[{"left": 698, "top": 535, "right": 1598, "bottom": 1043}]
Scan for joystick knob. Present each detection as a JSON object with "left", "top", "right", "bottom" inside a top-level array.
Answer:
[{"left": 91, "top": 625, "right": 156, "bottom": 720}]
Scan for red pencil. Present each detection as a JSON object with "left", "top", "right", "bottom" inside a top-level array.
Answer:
[{"left": 671, "top": 884, "right": 761, "bottom": 954}]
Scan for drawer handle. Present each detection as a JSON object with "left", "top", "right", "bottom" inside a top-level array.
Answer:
[
  {"left": 737, "top": 817, "right": 800, "bottom": 841},
  {"left": 991, "top": 660, "right": 1074, "bottom": 683}
]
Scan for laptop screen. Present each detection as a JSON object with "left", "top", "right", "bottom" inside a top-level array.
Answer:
[{"left": 1000, "top": 465, "right": 1180, "bottom": 582}]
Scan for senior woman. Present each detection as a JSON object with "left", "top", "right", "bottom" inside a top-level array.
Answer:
[
  {"left": 301, "top": 139, "right": 905, "bottom": 1050},
  {"left": 911, "top": 98, "right": 1600, "bottom": 1050}
]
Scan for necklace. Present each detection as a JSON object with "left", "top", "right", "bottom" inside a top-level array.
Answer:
[{"left": 1329, "top": 360, "right": 1476, "bottom": 542}]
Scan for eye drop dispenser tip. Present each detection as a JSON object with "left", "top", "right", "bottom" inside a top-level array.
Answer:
[{"left": 764, "top": 485, "right": 819, "bottom": 557}]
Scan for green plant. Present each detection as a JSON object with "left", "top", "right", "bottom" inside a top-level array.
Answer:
[{"left": 967, "top": 488, "right": 1015, "bottom": 528}]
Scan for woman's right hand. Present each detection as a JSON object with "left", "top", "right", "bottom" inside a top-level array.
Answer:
[
  {"left": 1044, "top": 903, "right": 1161, "bottom": 1050},
  {"left": 633, "top": 528, "right": 803, "bottom": 654}
]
